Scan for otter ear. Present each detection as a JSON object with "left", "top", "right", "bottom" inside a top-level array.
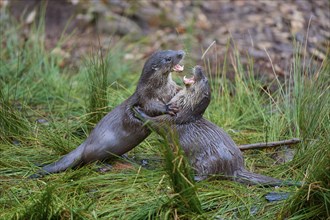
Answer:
[{"left": 152, "top": 65, "right": 159, "bottom": 71}]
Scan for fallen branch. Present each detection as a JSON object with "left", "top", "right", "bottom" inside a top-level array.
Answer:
[{"left": 238, "top": 138, "right": 301, "bottom": 151}]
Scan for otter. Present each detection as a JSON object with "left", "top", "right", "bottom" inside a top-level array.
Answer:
[
  {"left": 31, "top": 50, "right": 185, "bottom": 177},
  {"left": 135, "top": 66, "right": 287, "bottom": 186}
]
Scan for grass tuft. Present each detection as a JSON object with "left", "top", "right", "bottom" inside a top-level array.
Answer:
[
  {"left": 159, "top": 129, "right": 203, "bottom": 215},
  {"left": 85, "top": 48, "right": 111, "bottom": 131},
  {"left": 0, "top": 90, "right": 31, "bottom": 144},
  {"left": 280, "top": 52, "right": 330, "bottom": 219},
  {"left": 19, "top": 185, "right": 59, "bottom": 220},
  {"left": 281, "top": 138, "right": 330, "bottom": 219}
]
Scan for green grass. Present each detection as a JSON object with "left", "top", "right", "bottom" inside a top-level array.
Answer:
[{"left": 1, "top": 9, "right": 329, "bottom": 220}]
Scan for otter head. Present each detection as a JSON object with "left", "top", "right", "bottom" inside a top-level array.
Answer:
[
  {"left": 138, "top": 50, "right": 185, "bottom": 87},
  {"left": 182, "top": 66, "right": 211, "bottom": 116},
  {"left": 183, "top": 66, "right": 210, "bottom": 95}
]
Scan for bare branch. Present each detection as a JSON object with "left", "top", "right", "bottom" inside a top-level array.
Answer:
[{"left": 238, "top": 138, "right": 301, "bottom": 151}]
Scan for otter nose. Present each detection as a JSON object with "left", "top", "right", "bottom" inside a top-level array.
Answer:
[{"left": 177, "top": 50, "right": 185, "bottom": 59}]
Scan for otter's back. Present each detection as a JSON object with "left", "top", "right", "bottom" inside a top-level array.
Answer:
[{"left": 176, "top": 118, "right": 244, "bottom": 176}]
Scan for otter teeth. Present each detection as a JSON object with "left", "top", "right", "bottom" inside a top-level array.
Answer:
[
  {"left": 173, "top": 64, "right": 184, "bottom": 72},
  {"left": 183, "top": 75, "right": 195, "bottom": 85}
]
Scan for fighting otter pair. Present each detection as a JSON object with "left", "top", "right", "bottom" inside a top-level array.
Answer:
[{"left": 32, "top": 50, "right": 287, "bottom": 186}]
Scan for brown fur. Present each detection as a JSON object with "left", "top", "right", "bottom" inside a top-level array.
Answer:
[
  {"left": 31, "top": 50, "right": 185, "bottom": 177},
  {"left": 135, "top": 66, "right": 286, "bottom": 186}
]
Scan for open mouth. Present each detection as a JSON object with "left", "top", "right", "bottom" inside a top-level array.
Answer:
[
  {"left": 171, "top": 51, "right": 185, "bottom": 72},
  {"left": 172, "top": 63, "right": 184, "bottom": 72},
  {"left": 183, "top": 75, "right": 195, "bottom": 85},
  {"left": 182, "top": 66, "right": 204, "bottom": 85}
]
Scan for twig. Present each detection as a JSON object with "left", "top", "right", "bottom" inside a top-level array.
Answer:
[
  {"left": 303, "top": 15, "right": 313, "bottom": 73},
  {"left": 238, "top": 138, "right": 301, "bottom": 151},
  {"left": 201, "top": 40, "right": 216, "bottom": 60}
]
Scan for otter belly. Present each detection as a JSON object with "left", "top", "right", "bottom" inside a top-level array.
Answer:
[
  {"left": 175, "top": 118, "right": 244, "bottom": 176},
  {"left": 82, "top": 103, "right": 150, "bottom": 163}
]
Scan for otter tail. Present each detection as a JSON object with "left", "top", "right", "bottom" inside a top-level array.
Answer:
[
  {"left": 29, "top": 144, "right": 85, "bottom": 178},
  {"left": 234, "top": 169, "right": 301, "bottom": 187}
]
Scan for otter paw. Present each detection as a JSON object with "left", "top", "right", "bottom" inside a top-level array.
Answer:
[
  {"left": 28, "top": 172, "right": 45, "bottom": 179},
  {"left": 166, "top": 104, "right": 179, "bottom": 116}
]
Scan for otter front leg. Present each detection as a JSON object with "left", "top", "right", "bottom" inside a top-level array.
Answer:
[
  {"left": 143, "top": 100, "right": 178, "bottom": 116},
  {"left": 133, "top": 106, "right": 164, "bottom": 123},
  {"left": 133, "top": 106, "right": 173, "bottom": 130}
]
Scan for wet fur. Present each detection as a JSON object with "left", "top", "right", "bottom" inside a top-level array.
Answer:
[
  {"left": 136, "top": 66, "right": 286, "bottom": 186},
  {"left": 32, "top": 50, "right": 185, "bottom": 177}
]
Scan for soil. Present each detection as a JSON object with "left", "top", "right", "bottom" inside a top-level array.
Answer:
[{"left": 5, "top": 0, "right": 330, "bottom": 85}]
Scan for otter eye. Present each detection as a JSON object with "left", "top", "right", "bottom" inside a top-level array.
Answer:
[
  {"left": 152, "top": 65, "right": 159, "bottom": 70},
  {"left": 165, "top": 57, "right": 172, "bottom": 62}
]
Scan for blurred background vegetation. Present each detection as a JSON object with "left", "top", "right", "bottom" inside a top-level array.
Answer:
[{"left": 2, "top": 0, "right": 329, "bottom": 84}]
